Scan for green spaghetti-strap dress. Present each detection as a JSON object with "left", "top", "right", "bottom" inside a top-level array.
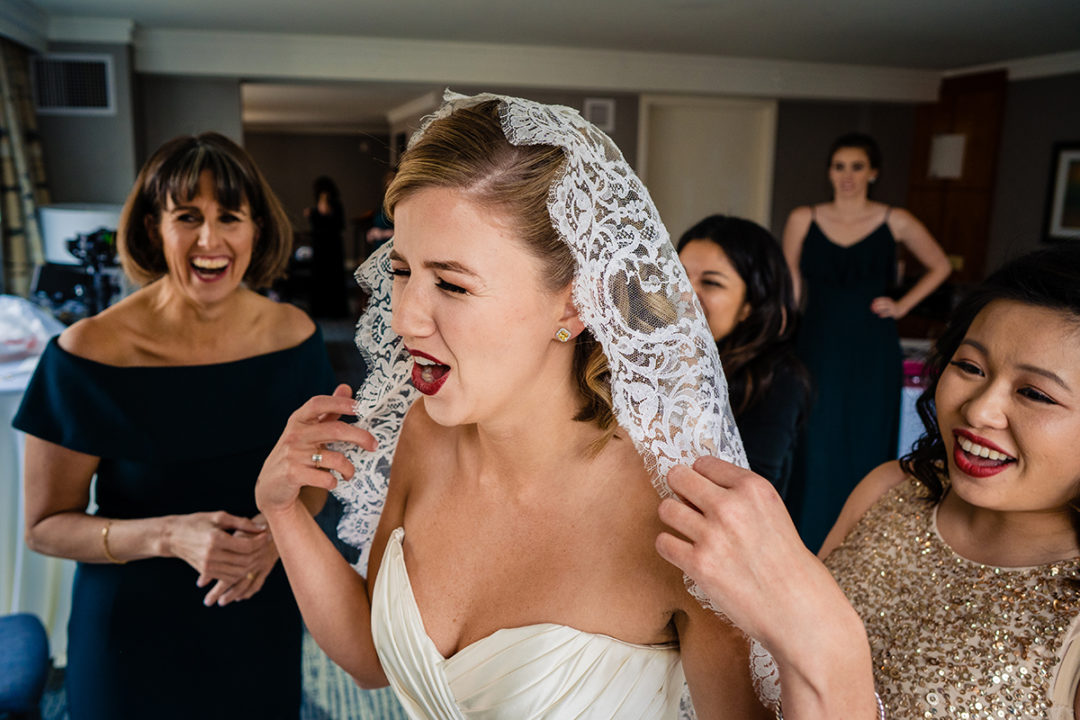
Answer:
[{"left": 793, "top": 209, "right": 902, "bottom": 551}]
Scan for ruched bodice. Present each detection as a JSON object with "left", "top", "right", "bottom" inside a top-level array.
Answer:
[{"left": 371, "top": 527, "right": 685, "bottom": 719}]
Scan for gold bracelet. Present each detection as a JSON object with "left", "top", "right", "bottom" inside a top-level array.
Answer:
[{"left": 101, "top": 520, "right": 127, "bottom": 565}]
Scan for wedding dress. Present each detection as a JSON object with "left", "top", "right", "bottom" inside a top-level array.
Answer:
[{"left": 371, "top": 528, "right": 686, "bottom": 719}]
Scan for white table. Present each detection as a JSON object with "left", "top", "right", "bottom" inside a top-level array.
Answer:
[{"left": 1, "top": 356, "right": 75, "bottom": 666}]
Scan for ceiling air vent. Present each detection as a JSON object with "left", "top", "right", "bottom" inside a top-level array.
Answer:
[{"left": 31, "top": 53, "right": 115, "bottom": 116}]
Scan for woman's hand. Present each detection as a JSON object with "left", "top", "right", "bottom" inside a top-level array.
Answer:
[
  {"left": 870, "top": 295, "right": 904, "bottom": 318},
  {"left": 200, "top": 513, "right": 280, "bottom": 607},
  {"left": 656, "top": 457, "right": 826, "bottom": 646},
  {"left": 656, "top": 457, "right": 875, "bottom": 716},
  {"left": 164, "top": 510, "right": 270, "bottom": 584},
  {"left": 255, "top": 384, "right": 376, "bottom": 519},
  {"left": 655, "top": 458, "right": 862, "bottom": 655}
]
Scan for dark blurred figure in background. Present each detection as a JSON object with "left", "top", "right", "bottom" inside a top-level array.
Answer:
[
  {"left": 305, "top": 175, "right": 349, "bottom": 318},
  {"left": 364, "top": 168, "right": 396, "bottom": 251},
  {"left": 677, "top": 214, "right": 808, "bottom": 502}
]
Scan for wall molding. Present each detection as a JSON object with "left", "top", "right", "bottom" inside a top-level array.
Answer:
[
  {"left": 0, "top": 0, "right": 47, "bottom": 52},
  {"left": 945, "top": 49, "right": 1080, "bottom": 82},
  {"left": 385, "top": 90, "right": 441, "bottom": 126},
  {"left": 48, "top": 17, "right": 134, "bottom": 45},
  {"left": 133, "top": 28, "right": 941, "bottom": 103}
]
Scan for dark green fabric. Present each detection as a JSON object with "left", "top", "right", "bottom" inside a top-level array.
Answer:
[
  {"left": 735, "top": 361, "right": 806, "bottom": 502},
  {"left": 793, "top": 219, "right": 902, "bottom": 552},
  {"left": 14, "top": 329, "right": 337, "bottom": 720}
]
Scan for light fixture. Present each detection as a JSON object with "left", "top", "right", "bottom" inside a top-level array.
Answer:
[{"left": 928, "top": 133, "right": 966, "bottom": 180}]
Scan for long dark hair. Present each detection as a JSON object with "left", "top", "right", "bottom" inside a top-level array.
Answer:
[
  {"left": 900, "top": 243, "right": 1080, "bottom": 500},
  {"left": 677, "top": 214, "right": 809, "bottom": 416}
]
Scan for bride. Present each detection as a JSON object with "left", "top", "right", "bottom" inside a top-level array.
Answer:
[{"left": 256, "top": 93, "right": 863, "bottom": 718}]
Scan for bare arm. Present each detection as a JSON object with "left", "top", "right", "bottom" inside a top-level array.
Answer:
[
  {"left": 677, "top": 602, "right": 771, "bottom": 719},
  {"left": 871, "top": 209, "right": 952, "bottom": 319},
  {"left": 781, "top": 206, "right": 813, "bottom": 304},
  {"left": 657, "top": 458, "right": 877, "bottom": 719},
  {"left": 24, "top": 436, "right": 268, "bottom": 579},
  {"left": 255, "top": 384, "right": 387, "bottom": 687}
]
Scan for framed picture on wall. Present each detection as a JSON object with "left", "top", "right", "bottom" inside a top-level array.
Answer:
[{"left": 1044, "top": 142, "right": 1080, "bottom": 241}]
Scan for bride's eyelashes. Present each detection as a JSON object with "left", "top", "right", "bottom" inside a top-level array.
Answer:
[
  {"left": 389, "top": 267, "right": 468, "bottom": 295},
  {"left": 436, "top": 278, "right": 468, "bottom": 294}
]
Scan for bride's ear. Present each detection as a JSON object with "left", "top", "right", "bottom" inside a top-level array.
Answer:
[{"left": 554, "top": 293, "right": 586, "bottom": 341}]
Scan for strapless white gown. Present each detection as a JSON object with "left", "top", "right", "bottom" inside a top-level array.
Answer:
[{"left": 371, "top": 527, "right": 686, "bottom": 719}]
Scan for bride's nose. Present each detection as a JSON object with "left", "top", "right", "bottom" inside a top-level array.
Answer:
[{"left": 391, "top": 275, "right": 435, "bottom": 339}]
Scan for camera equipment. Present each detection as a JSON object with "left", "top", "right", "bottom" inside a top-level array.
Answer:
[
  {"left": 65, "top": 227, "right": 118, "bottom": 316},
  {"left": 32, "top": 227, "right": 120, "bottom": 321}
]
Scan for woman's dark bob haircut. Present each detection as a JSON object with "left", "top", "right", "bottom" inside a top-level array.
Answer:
[
  {"left": 900, "top": 242, "right": 1080, "bottom": 499},
  {"left": 117, "top": 132, "right": 291, "bottom": 289}
]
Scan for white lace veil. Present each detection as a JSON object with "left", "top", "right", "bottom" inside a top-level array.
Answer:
[{"left": 332, "top": 90, "right": 767, "bottom": 712}]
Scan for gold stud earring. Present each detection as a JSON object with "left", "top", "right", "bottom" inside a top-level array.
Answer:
[{"left": 555, "top": 328, "right": 572, "bottom": 343}]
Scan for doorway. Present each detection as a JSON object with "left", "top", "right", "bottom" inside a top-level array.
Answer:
[{"left": 637, "top": 95, "right": 777, "bottom": 239}]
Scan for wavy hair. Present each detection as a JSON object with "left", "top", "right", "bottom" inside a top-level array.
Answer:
[{"left": 677, "top": 214, "right": 808, "bottom": 417}]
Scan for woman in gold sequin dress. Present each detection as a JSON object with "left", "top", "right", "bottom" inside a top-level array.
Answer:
[{"left": 657, "top": 242, "right": 1080, "bottom": 719}]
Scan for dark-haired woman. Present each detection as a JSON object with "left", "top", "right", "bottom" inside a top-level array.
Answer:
[
  {"left": 782, "top": 132, "right": 951, "bottom": 551},
  {"left": 14, "top": 133, "right": 335, "bottom": 719},
  {"left": 658, "top": 241, "right": 1080, "bottom": 719},
  {"left": 677, "top": 214, "right": 808, "bottom": 501}
]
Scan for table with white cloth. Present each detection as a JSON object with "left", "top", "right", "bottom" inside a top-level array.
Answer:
[{"left": 0, "top": 355, "right": 75, "bottom": 665}]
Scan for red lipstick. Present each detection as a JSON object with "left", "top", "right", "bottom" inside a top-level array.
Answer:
[
  {"left": 406, "top": 348, "right": 450, "bottom": 396},
  {"left": 951, "top": 430, "right": 1016, "bottom": 479}
]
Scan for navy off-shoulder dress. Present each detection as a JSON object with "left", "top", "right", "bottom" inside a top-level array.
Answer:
[{"left": 13, "top": 329, "right": 336, "bottom": 720}]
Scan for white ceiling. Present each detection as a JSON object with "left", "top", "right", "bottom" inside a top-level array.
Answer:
[
  {"left": 28, "top": 0, "right": 1080, "bottom": 68},
  {"left": 22, "top": 0, "right": 1080, "bottom": 130}
]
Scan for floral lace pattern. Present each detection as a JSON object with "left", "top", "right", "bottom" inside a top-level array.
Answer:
[
  {"left": 331, "top": 242, "right": 419, "bottom": 574},
  {"left": 749, "top": 639, "right": 782, "bottom": 711}
]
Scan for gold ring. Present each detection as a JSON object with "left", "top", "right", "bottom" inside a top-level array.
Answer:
[
  {"left": 246, "top": 571, "right": 256, "bottom": 581},
  {"left": 312, "top": 452, "right": 323, "bottom": 469}
]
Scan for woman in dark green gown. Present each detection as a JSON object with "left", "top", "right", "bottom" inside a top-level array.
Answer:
[
  {"left": 781, "top": 133, "right": 951, "bottom": 552},
  {"left": 15, "top": 133, "right": 337, "bottom": 719}
]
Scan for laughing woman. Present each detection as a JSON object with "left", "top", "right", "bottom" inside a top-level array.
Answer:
[
  {"left": 658, "top": 242, "right": 1080, "bottom": 719},
  {"left": 15, "top": 133, "right": 335, "bottom": 719}
]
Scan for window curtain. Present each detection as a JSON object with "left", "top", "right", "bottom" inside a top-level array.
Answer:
[{"left": 0, "top": 38, "right": 49, "bottom": 297}]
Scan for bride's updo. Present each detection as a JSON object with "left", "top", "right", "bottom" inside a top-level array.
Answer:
[{"left": 384, "top": 101, "right": 617, "bottom": 444}]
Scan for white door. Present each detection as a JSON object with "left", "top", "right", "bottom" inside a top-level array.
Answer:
[{"left": 637, "top": 95, "right": 777, "bottom": 240}]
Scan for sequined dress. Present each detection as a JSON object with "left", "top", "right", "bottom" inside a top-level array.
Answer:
[{"left": 825, "top": 479, "right": 1080, "bottom": 719}]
